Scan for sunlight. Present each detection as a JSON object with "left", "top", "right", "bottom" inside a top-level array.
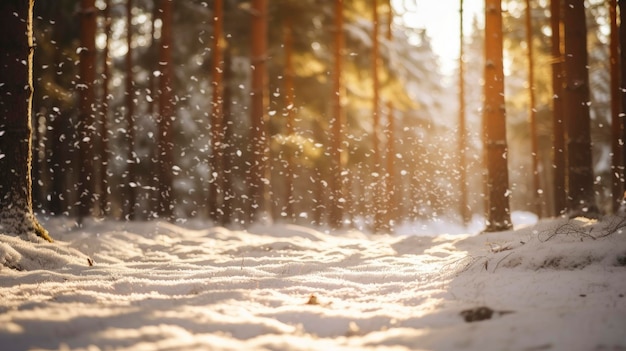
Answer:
[{"left": 392, "top": 0, "right": 484, "bottom": 75}]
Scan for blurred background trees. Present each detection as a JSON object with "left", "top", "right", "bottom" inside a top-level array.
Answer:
[{"left": 25, "top": 0, "right": 620, "bottom": 232}]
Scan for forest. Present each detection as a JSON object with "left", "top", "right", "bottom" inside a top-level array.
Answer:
[
  {"left": 0, "top": 0, "right": 623, "bottom": 236},
  {"left": 2, "top": 1, "right": 626, "bottom": 350}
]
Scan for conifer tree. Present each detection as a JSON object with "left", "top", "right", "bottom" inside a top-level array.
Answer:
[{"left": 0, "top": 0, "right": 53, "bottom": 242}]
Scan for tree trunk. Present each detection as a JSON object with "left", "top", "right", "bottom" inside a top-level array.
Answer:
[
  {"left": 563, "top": 0, "right": 597, "bottom": 217},
  {"left": 329, "top": 0, "right": 345, "bottom": 229},
  {"left": 372, "top": 0, "right": 385, "bottom": 233},
  {"left": 99, "top": 0, "right": 112, "bottom": 216},
  {"left": 385, "top": 0, "right": 398, "bottom": 228},
  {"left": 157, "top": 0, "right": 174, "bottom": 220},
  {"left": 0, "top": 0, "right": 52, "bottom": 242},
  {"left": 619, "top": 1, "right": 626, "bottom": 193},
  {"left": 458, "top": 0, "right": 471, "bottom": 225},
  {"left": 208, "top": 0, "right": 224, "bottom": 222},
  {"left": 124, "top": 0, "right": 137, "bottom": 220},
  {"left": 483, "top": 0, "right": 512, "bottom": 232},
  {"left": 248, "top": 0, "right": 271, "bottom": 223},
  {"left": 551, "top": 0, "right": 566, "bottom": 216},
  {"left": 525, "top": 0, "right": 542, "bottom": 217},
  {"left": 77, "top": 0, "right": 97, "bottom": 221},
  {"left": 221, "top": 48, "right": 235, "bottom": 225},
  {"left": 610, "top": 0, "right": 623, "bottom": 212},
  {"left": 283, "top": 14, "right": 296, "bottom": 221}
]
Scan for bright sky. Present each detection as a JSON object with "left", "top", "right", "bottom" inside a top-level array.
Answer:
[{"left": 392, "top": 0, "right": 484, "bottom": 75}]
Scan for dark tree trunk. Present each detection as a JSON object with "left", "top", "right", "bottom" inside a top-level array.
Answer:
[
  {"left": 620, "top": 0, "right": 626, "bottom": 193},
  {"left": 563, "top": 0, "right": 597, "bottom": 217},
  {"left": 221, "top": 48, "right": 235, "bottom": 225},
  {"left": 551, "top": 0, "right": 566, "bottom": 216},
  {"left": 208, "top": 0, "right": 224, "bottom": 222},
  {"left": 124, "top": 0, "right": 137, "bottom": 220},
  {"left": 617, "top": 0, "right": 626, "bottom": 187},
  {"left": 483, "top": 0, "right": 512, "bottom": 232},
  {"left": 77, "top": 0, "right": 97, "bottom": 221},
  {"left": 610, "top": 0, "right": 623, "bottom": 212},
  {"left": 99, "top": 0, "right": 112, "bottom": 216},
  {"left": 0, "top": 0, "right": 52, "bottom": 242},
  {"left": 157, "top": 0, "right": 175, "bottom": 220}
]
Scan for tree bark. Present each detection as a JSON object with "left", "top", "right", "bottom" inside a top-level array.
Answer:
[
  {"left": 619, "top": 1, "right": 626, "bottom": 193},
  {"left": 329, "top": 0, "right": 345, "bottom": 229},
  {"left": 525, "top": 0, "right": 542, "bottom": 217},
  {"left": 248, "top": 0, "right": 271, "bottom": 223},
  {"left": 77, "top": 0, "right": 97, "bottom": 221},
  {"left": 283, "top": 14, "right": 296, "bottom": 221},
  {"left": 99, "top": 0, "right": 112, "bottom": 216},
  {"left": 0, "top": 0, "right": 52, "bottom": 242},
  {"left": 372, "top": 0, "right": 386, "bottom": 233},
  {"left": 458, "top": 0, "right": 471, "bottom": 225},
  {"left": 385, "top": 0, "right": 398, "bottom": 228},
  {"left": 551, "top": 0, "right": 566, "bottom": 216},
  {"left": 483, "top": 0, "right": 512, "bottom": 232},
  {"left": 563, "top": 0, "right": 597, "bottom": 217},
  {"left": 609, "top": 0, "right": 623, "bottom": 212},
  {"left": 124, "top": 0, "right": 137, "bottom": 219},
  {"left": 208, "top": 0, "right": 224, "bottom": 222},
  {"left": 157, "top": 0, "right": 175, "bottom": 220}
]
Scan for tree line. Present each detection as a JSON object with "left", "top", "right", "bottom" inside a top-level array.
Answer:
[{"left": 0, "top": 0, "right": 622, "bottom": 241}]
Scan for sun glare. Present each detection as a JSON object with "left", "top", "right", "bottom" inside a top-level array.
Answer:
[{"left": 393, "top": 0, "right": 484, "bottom": 75}]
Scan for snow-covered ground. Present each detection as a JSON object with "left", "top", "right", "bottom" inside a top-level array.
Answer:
[{"left": 1, "top": 214, "right": 625, "bottom": 351}]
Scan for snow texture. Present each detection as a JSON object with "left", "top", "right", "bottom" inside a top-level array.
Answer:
[{"left": 1, "top": 215, "right": 625, "bottom": 350}]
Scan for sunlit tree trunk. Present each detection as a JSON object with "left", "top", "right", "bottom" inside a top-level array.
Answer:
[
  {"left": 551, "top": 0, "right": 566, "bottom": 216},
  {"left": 208, "top": 0, "right": 224, "bottom": 222},
  {"left": 283, "top": 14, "right": 296, "bottom": 221},
  {"left": 99, "top": 0, "right": 112, "bottom": 216},
  {"left": 458, "top": 0, "right": 471, "bottom": 225},
  {"left": 157, "top": 0, "right": 174, "bottom": 220},
  {"left": 483, "top": 0, "right": 512, "bottom": 232},
  {"left": 525, "top": 0, "right": 542, "bottom": 217},
  {"left": 329, "top": 0, "right": 345, "bottom": 229},
  {"left": 248, "top": 0, "right": 271, "bottom": 223},
  {"left": 372, "top": 0, "right": 385, "bottom": 233},
  {"left": 563, "top": 0, "right": 597, "bottom": 217},
  {"left": 124, "top": 0, "right": 137, "bottom": 220},
  {"left": 385, "top": 0, "right": 398, "bottom": 228},
  {"left": 77, "top": 0, "right": 97, "bottom": 221},
  {"left": 0, "top": 0, "right": 52, "bottom": 242},
  {"left": 609, "top": 0, "right": 623, "bottom": 212}
]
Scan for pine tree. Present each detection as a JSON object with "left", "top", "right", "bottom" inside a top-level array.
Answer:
[
  {"left": 563, "top": 0, "right": 597, "bottom": 217},
  {"left": 329, "top": 0, "right": 345, "bottom": 229},
  {"left": 208, "top": 0, "right": 225, "bottom": 222},
  {"left": 483, "top": 0, "right": 512, "bottom": 232},
  {"left": 248, "top": 0, "right": 271, "bottom": 223},
  {"left": 0, "top": 0, "right": 52, "bottom": 242},
  {"left": 157, "top": 0, "right": 175, "bottom": 219},
  {"left": 551, "top": 0, "right": 567, "bottom": 216},
  {"left": 77, "top": 0, "right": 97, "bottom": 221}
]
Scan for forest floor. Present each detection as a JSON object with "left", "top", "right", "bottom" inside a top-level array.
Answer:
[{"left": 1, "top": 214, "right": 625, "bottom": 350}]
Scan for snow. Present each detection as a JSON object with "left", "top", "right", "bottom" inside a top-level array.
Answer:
[{"left": 1, "top": 215, "right": 626, "bottom": 351}]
